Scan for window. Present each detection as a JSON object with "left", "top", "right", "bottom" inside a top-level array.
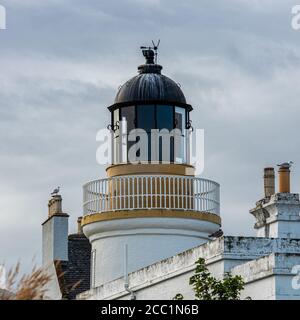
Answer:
[
  {"left": 120, "top": 106, "right": 135, "bottom": 133},
  {"left": 156, "top": 105, "right": 173, "bottom": 130},
  {"left": 175, "top": 107, "right": 186, "bottom": 163},
  {"left": 113, "top": 108, "right": 120, "bottom": 133},
  {"left": 136, "top": 105, "right": 155, "bottom": 132},
  {"left": 113, "top": 104, "right": 188, "bottom": 164},
  {"left": 175, "top": 106, "right": 186, "bottom": 131}
]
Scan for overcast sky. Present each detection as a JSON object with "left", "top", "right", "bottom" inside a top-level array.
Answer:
[{"left": 1, "top": 0, "right": 300, "bottom": 271}]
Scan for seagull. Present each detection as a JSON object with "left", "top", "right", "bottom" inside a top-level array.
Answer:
[
  {"left": 277, "top": 161, "right": 293, "bottom": 169},
  {"left": 209, "top": 229, "right": 223, "bottom": 238},
  {"left": 51, "top": 187, "right": 60, "bottom": 196}
]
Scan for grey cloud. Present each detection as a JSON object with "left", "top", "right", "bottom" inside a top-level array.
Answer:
[{"left": 0, "top": 0, "right": 300, "bottom": 271}]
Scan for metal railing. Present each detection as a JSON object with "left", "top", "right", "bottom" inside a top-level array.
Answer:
[{"left": 83, "top": 175, "right": 220, "bottom": 216}]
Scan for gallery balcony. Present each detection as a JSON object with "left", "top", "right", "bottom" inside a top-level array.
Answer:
[{"left": 83, "top": 175, "right": 220, "bottom": 216}]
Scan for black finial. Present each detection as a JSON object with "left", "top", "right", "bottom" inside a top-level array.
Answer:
[
  {"left": 140, "top": 40, "right": 160, "bottom": 64},
  {"left": 141, "top": 48, "right": 155, "bottom": 64}
]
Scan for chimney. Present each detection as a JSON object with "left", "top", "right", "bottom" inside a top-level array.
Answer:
[
  {"left": 48, "top": 195, "right": 63, "bottom": 218},
  {"left": 264, "top": 167, "right": 275, "bottom": 197},
  {"left": 42, "top": 194, "right": 69, "bottom": 265},
  {"left": 278, "top": 163, "right": 292, "bottom": 193},
  {"left": 77, "top": 217, "right": 83, "bottom": 234}
]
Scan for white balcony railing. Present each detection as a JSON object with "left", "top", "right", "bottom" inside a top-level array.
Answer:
[{"left": 83, "top": 175, "right": 220, "bottom": 216}]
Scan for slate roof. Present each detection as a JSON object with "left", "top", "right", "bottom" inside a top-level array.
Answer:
[{"left": 55, "top": 233, "right": 91, "bottom": 300}]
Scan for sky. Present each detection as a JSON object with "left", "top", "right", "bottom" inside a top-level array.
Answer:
[{"left": 1, "top": 0, "right": 300, "bottom": 272}]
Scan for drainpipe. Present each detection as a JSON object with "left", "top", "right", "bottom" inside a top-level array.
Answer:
[{"left": 124, "top": 244, "right": 136, "bottom": 300}]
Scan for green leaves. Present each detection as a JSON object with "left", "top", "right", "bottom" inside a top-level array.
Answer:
[
  {"left": 173, "top": 293, "right": 184, "bottom": 300},
  {"left": 174, "top": 258, "right": 247, "bottom": 300}
]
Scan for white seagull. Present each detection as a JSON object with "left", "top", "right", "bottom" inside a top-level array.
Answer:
[
  {"left": 51, "top": 186, "right": 60, "bottom": 196},
  {"left": 277, "top": 161, "right": 293, "bottom": 168}
]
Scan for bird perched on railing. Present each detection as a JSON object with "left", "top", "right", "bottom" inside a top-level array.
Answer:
[
  {"left": 51, "top": 187, "right": 60, "bottom": 197},
  {"left": 209, "top": 229, "right": 223, "bottom": 238},
  {"left": 277, "top": 161, "right": 293, "bottom": 169}
]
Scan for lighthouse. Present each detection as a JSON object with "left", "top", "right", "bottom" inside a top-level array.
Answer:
[{"left": 82, "top": 46, "right": 221, "bottom": 288}]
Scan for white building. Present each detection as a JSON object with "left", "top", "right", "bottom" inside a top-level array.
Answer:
[{"left": 42, "top": 48, "right": 300, "bottom": 300}]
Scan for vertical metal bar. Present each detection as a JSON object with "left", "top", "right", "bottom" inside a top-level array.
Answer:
[
  {"left": 181, "top": 177, "right": 184, "bottom": 209},
  {"left": 146, "top": 176, "right": 149, "bottom": 209},
  {"left": 189, "top": 177, "right": 192, "bottom": 210},
  {"left": 173, "top": 177, "right": 175, "bottom": 209},
  {"left": 114, "top": 178, "right": 117, "bottom": 210},
  {"left": 185, "top": 177, "right": 187, "bottom": 210},
  {"left": 141, "top": 176, "right": 144, "bottom": 209},
  {"left": 168, "top": 177, "right": 171, "bottom": 209},
  {"left": 137, "top": 176, "right": 140, "bottom": 209},
  {"left": 96, "top": 180, "right": 98, "bottom": 213},
  {"left": 164, "top": 177, "right": 167, "bottom": 209},
  {"left": 118, "top": 178, "right": 121, "bottom": 210},
  {"left": 195, "top": 179, "right": 197, "bottom": 211},
  {"left": 200, "top": 179, "right": 202, "bottom": 211},
  {"left": 123, "top": 177, "right": 125, "bottom": 210},
  {"left": 155, "top": 176, "right": 158, "bottom": 208},
  {"left": 176, "top": 177, "right": 179, "bottom": 209},
  {"left": 205, "top": 180, "right": 207, "bottom": 211},
  {"left": 150, "top": 177, "right": 153, "bottom": 209},
  {"left": 159, "top": 176, "right": 162, "bottom": 209},
  {"left": 126, "top": 177, "right": 129, "bottom": 210},
  {"left": 100, "top": 180, "right": 102, "bottom": 212}
]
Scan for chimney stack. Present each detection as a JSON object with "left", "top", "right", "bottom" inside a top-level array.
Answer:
[
  {"left": 278, "top": 162, "right": 292, "bottom": 193},
  {"left": 42, "top": 194, "right": 69, "bottom": 265},
  {"left": 77, "top": 217, "right": 83, "bottom": 234},
  {"left": 264, "top": 167, "right": 275, "bottom": 197}
]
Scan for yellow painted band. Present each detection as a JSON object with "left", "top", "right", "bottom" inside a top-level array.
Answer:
[
  {"left": 81, "top": 209, "right": 221, "bottom": 226},
  {"left": 106, "top": 163, "right": 195, "bottom": 178}
]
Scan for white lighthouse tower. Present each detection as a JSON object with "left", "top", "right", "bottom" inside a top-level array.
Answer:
[{"left": 82, "top": 47, "right": 221, "bottom": 288}]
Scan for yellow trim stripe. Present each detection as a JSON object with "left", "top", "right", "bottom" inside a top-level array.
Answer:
[{"left": 82, "top": 209, "right": 221, "bottom": 226}]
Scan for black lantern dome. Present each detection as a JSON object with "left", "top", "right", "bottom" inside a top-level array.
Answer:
[
  {"left": 114, "top": 66, "right": 186, "bottom": 105},
  {"left": 112, "top": 49, "right": 188, "bottom": 107}
]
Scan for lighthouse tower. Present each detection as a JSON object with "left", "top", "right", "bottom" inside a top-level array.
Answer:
[{"left": 82, "top": 47, "right": 221, "bottom": 288}]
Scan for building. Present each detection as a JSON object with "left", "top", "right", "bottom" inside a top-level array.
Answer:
[
  {"left": 42, "top": 195, "right": 91, "bottom": 299},
  {"left": 42, "top": 48, "right": 300, "bottom": 300}
]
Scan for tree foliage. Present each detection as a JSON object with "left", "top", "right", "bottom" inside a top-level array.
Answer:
[{"left": 174, "top": 258, "right": 246, "bottom": 300}]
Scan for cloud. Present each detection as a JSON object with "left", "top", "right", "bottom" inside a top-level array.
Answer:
[{"left": 0, "top": 0, "right": 300, "bottom": 270}]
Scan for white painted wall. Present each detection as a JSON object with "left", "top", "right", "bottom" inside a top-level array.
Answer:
[
  {"left": 78, "top": 237, "right": 300, "bottom": 300},
  {"left": 42, "top": 216, "right": 69, "bottom": 265},
  {"left": 43, "top": 262, "right": 62, "bottom": 300},
  {"left": 83, "top": 217, "right": 219, "bottom": 287},
  {"left": 254, "top": 193, "right": 300, "bottom": 238},
  {"left": 232, "top": 253, "right": 300, "bottom": 300}
]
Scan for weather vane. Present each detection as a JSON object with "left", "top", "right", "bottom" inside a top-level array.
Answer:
[{"left": 140, "top": 40, "right": 160, "bottom": 64}]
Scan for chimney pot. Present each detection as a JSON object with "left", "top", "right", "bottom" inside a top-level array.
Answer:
[
  {"left": 278, "top": 164, "right": 291, "bottom": 193},
  {"left": 48, "top": 195, "right": 63, "bottom": 217},
  {"left": 77, "top": 217, "right": 83, "bottom": 234},
  {"left": 264, "top": 167, "right": 275, "bottom": 197}
]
